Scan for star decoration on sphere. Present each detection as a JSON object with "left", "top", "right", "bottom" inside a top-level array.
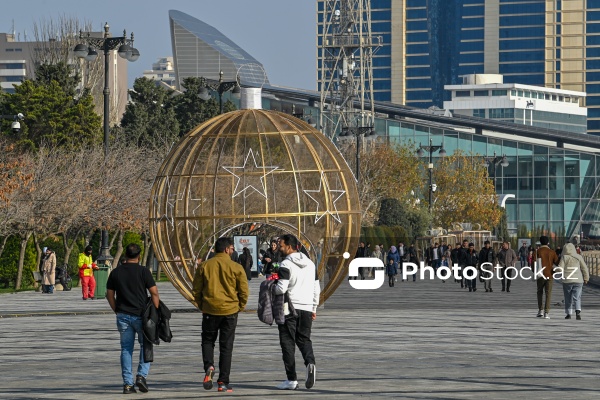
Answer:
[
  {"left": 221, "top": 149, "right": 280, "bottom": 199},
  {"left": 303, "top": 173, "right": 346, "bottom": 223},
  {"left": 153, "top": 177, "right": 182, "bottom": 229}
]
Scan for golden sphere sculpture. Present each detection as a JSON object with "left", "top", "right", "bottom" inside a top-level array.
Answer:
[{"left": 149, "top": 109, "right": 361, "bottom": 305}]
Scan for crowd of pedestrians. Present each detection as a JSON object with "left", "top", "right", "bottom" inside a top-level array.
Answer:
[{"left": 353, "top": 236, "right": 590, "bottom": 321}]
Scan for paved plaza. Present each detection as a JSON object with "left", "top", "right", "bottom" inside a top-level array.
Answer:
[{"left": 1, "top": 274, "right": 600, "bottom": 399}]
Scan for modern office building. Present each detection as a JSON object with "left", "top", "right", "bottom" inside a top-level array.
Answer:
[
  {"left": 316, "top": 0, "right": 600, "bottom": 134},
  {"left": 170, "top": 9, "right": 600, "bottom": 240},
  {"left": 169, "top": 10, "right": 270, "bottom": 90},
  {"left": 444, "top": 74, "right": 587, "bottom": 134}
]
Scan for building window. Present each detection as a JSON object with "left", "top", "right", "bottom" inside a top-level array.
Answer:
[
  {"left": 4, "top": 63, "right": 24, "bottom": 69},
  {"left": 456, "top": 90, "right": 470, "bottom": 97},
  {"left": 511, "top": 89, "right": 516, "bottom": 96},
  {"left": 489, "top": 108, "right": 514, "bottom": 119},
  {"left": 5, "top": 49, "right": 13, "bottom": 52},
  {"left": 474, "top": 90, "right": 488, "bottom": 96},
  {"left": 518, "top": 90, "right": 523, "bottom": 97},
  {"left": 473, "top": 109, "right": 486, "bottom": 118},
  {"left": 492, "top": 90, "right": 508, "bottom": 96}
]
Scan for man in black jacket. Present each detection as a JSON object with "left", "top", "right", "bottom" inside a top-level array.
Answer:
[
  {"left": 450, "top": 243, "right": 461, "bottom": 283},
  {"left": 479, "top": 241, "right": 495, "bottom": 292},
  {"left": 464, "top": 243, "right": 479, "bottom": 292},
  {"left": 106, "top": 244, "right": 160, "bottom": 394},
  {"left": 458, "top": 240, "right": 469, "bottom": 288}
]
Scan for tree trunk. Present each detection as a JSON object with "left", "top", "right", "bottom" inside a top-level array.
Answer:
[
  {"left": 33, "top": 232, "right": 42, "bottom": 272},
  {"left": 111, "top": 230, "right": 125, "bottom": 268},
  {"left": 62, "top": 227, "right": 82, "bottom": 271},
  {"left": 15, "top": 231, "right": 32, "bottom": 290},
  {"left": 108, "top": 229, "right": 119, "bottom": 250},
  {"left": 141, "top": 232, "right": 150, "bottom": 266},
  {"left": 0, "top": 235, "right": 10, "bottom": 259}
]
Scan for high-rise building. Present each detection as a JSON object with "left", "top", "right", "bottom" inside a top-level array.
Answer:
[
  {"left": 317, "top": 0, "right": 600, "bottom": 134},
  {"left": 143, "top": 57, "right": 177, "bottom": 88}
]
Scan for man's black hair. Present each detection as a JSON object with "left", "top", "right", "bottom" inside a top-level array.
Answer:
[
  {"left": 280, "top": 234, "right": 299, "bottom": 250},
  {"left": 484, "top": 240, "right": 490, "bottom": 245},
  {"left": 215, "top": 237, "right": 233, "bottom": 253},
  {"left": 540, "top": 236, "right": 550, "bottom": 246},
  {"left": 85, "top": 245, "right": 93, "bottom": 252},
  {"left": 125, "top": 243, "right": 142, "bottom": 259}
]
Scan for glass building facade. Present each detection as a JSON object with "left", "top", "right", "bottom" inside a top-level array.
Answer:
[{"left": 316, "top": 0, "right": 600, "bottom": 134}]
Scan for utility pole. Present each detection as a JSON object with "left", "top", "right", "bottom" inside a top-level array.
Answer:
[{"left": 318, "top": 0, "right": 381, "bottom": 140}]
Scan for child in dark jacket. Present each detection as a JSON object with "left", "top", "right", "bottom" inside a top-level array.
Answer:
[{"left": 386, "top": 259, "right": 398, "bottom": 287}]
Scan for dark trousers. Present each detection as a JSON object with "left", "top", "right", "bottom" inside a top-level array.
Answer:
[
  {"left": 537, "top": 278, "right": 553, "bottom": 313},
  {"left": 501, "top": 266, "right": 516, "bottom": 291},
  {"left": 467, "top": 277, "right": 477, "bottom": 290},
  {"left": 201, "top": 313, "right": 238, "bottom": 385},
  {"left": 388, "top": 274, "right": 395, "bottom": 287},
  {"left": 278, "top": 309, "right": 316, "bottom": 381}
]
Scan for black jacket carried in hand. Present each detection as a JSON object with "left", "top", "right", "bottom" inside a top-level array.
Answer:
[{"left": 142, "top": 298, "right": 173, "bottom": 363}]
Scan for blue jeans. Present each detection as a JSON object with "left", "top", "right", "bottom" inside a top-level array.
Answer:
[
  {"left": 116, "top": 313, "right": 150, "bottom": 386},
  {"left": 562, "top": 283, "right": 583, "bottom": 314}
]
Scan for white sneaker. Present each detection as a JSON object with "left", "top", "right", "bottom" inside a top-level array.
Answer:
[
  {"left": 544, "top": 313, "right": 550, "bottom": 319},
  {"left": 536, "top": 310, "right": 543, "bottom": 317},
  {"left": 277, "top": 380, "right": 298, "bottom": 390},
  {"left": 305, "top": 363, "right": 316, "bottom": 389}
]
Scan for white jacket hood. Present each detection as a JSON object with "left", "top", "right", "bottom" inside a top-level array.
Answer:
[
  {"left": 562, "top": 243, "right": 577, "bottom": 257},
  {"left": 285, "top": 252, "right": 313, "bottom": 268}
]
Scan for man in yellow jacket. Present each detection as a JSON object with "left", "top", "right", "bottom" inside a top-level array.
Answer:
[
  {"left": 78, "top": 245, "right": 98, "bottom": 300},
  {"left": 192, "top": 237, "right": 249, "bottom": 393}
]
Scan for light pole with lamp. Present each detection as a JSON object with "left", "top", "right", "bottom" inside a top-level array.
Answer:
[
  {"left": 417, "top": 138, "right": 446, "bottom": 215},
  {"left": 483, "top": 151, "right": 509, "bottom": 191},
  {"left": 74, "top": 23, "right": 140, "bottom": 266},
  {"left": 338, "top": 125, "right": 376, "bottom": 184},
  {"left": 198, "top": 70, "right": 240, "bottom": 114}
]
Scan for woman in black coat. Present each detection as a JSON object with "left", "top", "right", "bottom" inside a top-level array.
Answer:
[{"left": 238, "top": 247, "right": 253, "bottom": 280}]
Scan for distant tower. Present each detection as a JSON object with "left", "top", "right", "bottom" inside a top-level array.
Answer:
[{"left": 318, "top": 0, "right": 381, "bottom": 139}]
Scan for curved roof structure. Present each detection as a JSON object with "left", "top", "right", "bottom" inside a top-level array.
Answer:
[{"left": 169, "top": 10, "right": 270, "bottom": 88}]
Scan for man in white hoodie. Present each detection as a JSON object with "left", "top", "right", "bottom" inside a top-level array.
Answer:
[{"left": 275, "top": 234, "right": 320, "bottom": 390}]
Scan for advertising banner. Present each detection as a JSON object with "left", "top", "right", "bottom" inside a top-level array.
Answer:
[{"left": 233, "top": 235, "right": 258, "bottom": 272}]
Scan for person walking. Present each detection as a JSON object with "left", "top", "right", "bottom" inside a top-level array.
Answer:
[
  {"left": 534, "top": 236, "right": 559, "bottom": 319},
  {"left": 275, "top": 234, "right": 320, "bottom": 391},
  {"left": 42, "top": 248, "right": 56, "bottom": 294},
  {"left": 354, "top": 242, "right": 369, "bottom": 279},
  {"left": 370, "top": 245, "right": 384, "bottom": 279},
  {"left": 106, "top": 244, "right": 160, "bottom": 394},
  {"left": 451, "top": 243, "right": 461, "bottom": 283},
  {"left": 497, "top": 241, "right": 518, "bottom": 292},
  {"left": 386, "top": 258, "right": 398, "bottom": 287},
  {"left": 557, "top": 243, "right": 589, "bottom": 320},
  {"left": 518, "top": 242, "right": 529, "bottom": 268},
  {"left": 192, "top": 237, "right": 249, "bottom": 393},
  {"left": 478, "top": 241, "right": 495, "bottom": 292},
  {"left": 465, "top": 243, "right": 479, "bottom": 292},
  {"left": 238, "top": 247, "right": 253, "bottom": 281},
  {"left": 458, "top": 240, "right": 469, "bottom": 289},
  {"left": 78, "top": 245, "right": 97, "bottom": 300}
]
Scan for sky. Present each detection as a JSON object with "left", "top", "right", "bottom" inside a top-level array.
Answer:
[{"left": 0, "top": 0, "right": 316, "bottom": 90}]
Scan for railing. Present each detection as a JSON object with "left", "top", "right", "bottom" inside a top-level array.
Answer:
[{"left": 582, "top": 255, "right": 600, "bottom": 283}]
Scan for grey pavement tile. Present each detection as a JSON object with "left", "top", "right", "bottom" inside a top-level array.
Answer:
[{"left": 0, "top": 277, "right": 599, "bottom": 399}]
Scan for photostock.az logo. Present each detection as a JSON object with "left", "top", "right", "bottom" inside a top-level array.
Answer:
[{"left": 347, "top": 257, "right": 385, "bottom": 289}]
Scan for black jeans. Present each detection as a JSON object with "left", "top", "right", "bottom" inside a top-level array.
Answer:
[
  {"left": 278, "top": 309, "right": 316, "bottom": 381},
  {"left": 388, "top": 274, "right": 395, "bottom": 287},
  {"left": 201, "top": 313, "right": 238, "bottom": 385},
  {"left": 501, "top": 266, "right": 516, "bottom": 291}
]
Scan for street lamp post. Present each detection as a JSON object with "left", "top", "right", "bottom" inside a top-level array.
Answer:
[
  {"left": 74, "top": 23, "right": 140, "bottom": 266},
  {"left": 338, "top": 125, "right": 376, "bottom": 184},
  {"left": 483, "top": 151, "right": 509, "bottom": 191},
  {"left": 417, "top": 138, "right": 446, "bottom": 214},
  {"left": 199, "top": 70, "right": 240, "bottom": 114}
]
